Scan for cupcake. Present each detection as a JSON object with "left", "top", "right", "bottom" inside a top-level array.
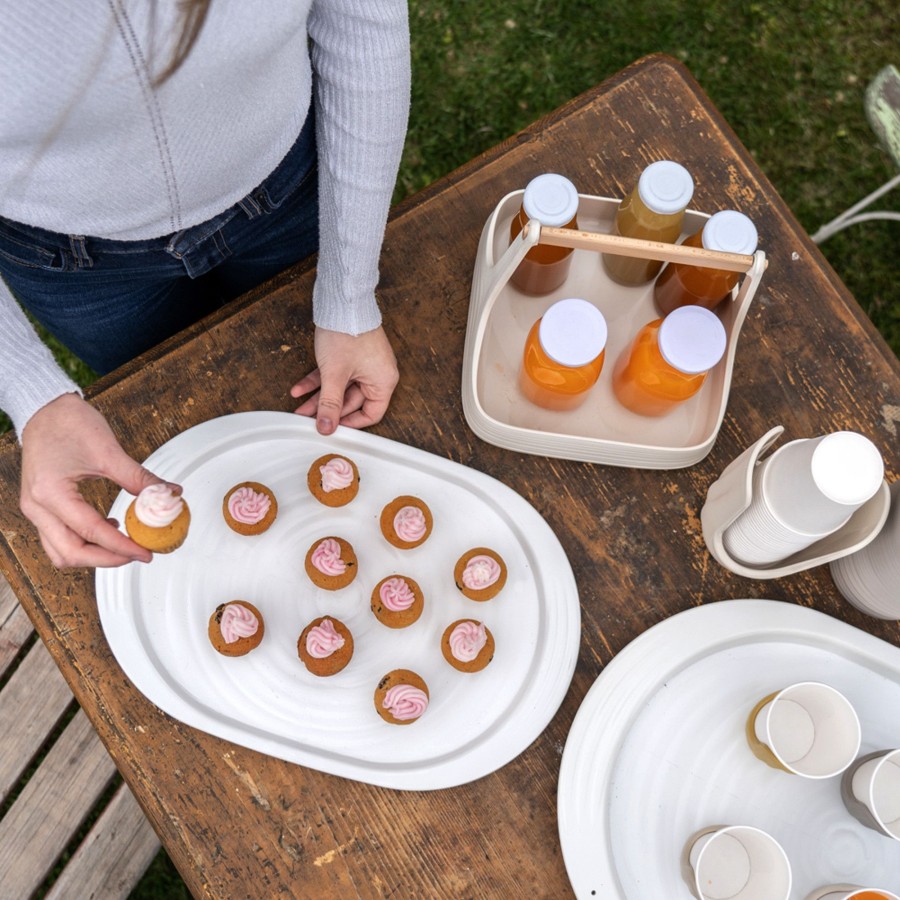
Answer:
[
  {"left": 208, "top": 601, "right": 265, "bottom": 657},
  {"left": 441, "top": 619, "right": 495, "bottom": 673},
  {"left": 370, "top": 575, "right": 424, "bottom": 628},
  {"left": 380, "top": 496, "right": 433, "bottom": 549},
  {"left": 222, "top": 482, "right": 278, "bottom": 535},
  {"left": 304, "top": 536, "right": 358, "bottom": 590},
  {"left": 374, "top": 669, "right": 429, "bottom": 725},
  {"left": 125, "top": 483, "right": 190, "bottom": 553},
  {"left": 297, "top": 616, "right": 354, "bottom": 676},
  {"left": 307, "top": 454, "right": 360, "bottom": 507},
  {"left": 454, "top": 547, "right": 507, "bottom": 601}
]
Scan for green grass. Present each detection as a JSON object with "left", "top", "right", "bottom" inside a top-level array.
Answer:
[{"left": 2, "top": 2, "right": 895, "bottom": 894}]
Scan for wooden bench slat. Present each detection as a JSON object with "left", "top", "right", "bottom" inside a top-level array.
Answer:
[
  {"left": 0, "top": 709, "right": 118, "bottom": 896},
  {"left": 0, "top": 600, "right": 35, "bottom": 680},
  {"left": 45, "top": 782, "right": 162, "bottom": 900},
  {"left": 0, "top": 638, "right": 74, "bottom": 805}
]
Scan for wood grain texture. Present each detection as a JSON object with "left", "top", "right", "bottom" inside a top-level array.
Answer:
[{"left": 0, "top": 55, "right": 897, "bottom": 898}]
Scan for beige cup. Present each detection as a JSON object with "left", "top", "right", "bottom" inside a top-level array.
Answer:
[
  {"left": 840, "top": 748, "right": 900, "bottom": 840},
  {"left": 805, "top": 888, "right": 900, "bottom": 900},
  {"left": 685, "top": 825, "right": 791, "bottom": 900},
  {"left": 746, "top": 682, "right": 861, "bottom": 778}
]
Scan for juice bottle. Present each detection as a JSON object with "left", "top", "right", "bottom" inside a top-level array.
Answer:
[
  {"left": 602, "top": 160, "right": 694, "bottom": 286},
  {"left": 654, "top": 210, "right": 758, "bottom": 314},
  {"left": 509, "top": 174, "right": 579, "bottom": 295},
  {"left": 519, "top": 298, "right": 607, "bottom": 411},
  {"left": 612, "top": 306, "right": 726, "bottom": 416}
]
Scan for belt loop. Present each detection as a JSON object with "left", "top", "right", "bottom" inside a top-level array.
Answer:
[{"left": 68, "top": 235, "right": 94, "bottom": 269}]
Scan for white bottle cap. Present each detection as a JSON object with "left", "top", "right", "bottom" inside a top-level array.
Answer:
[
  {"left": 637, "top": 160, "right": 694, "bottom": 215},
  {"left": 522, "top": 174, "right": 579, "bottom": 226},
  {"left": 702, "top": 210, "right": 759, "bottom": 254},
  {"left": 538, "top": 298, "right": 608, "bottom": 367},
  {"left": 811, "top": 432, "right": 884, "bottom": 506},
  {"left": 657, "top": 306, "right": 726, "bottom": 374}
]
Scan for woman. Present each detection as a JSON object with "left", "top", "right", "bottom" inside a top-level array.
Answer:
[{"left": 0, "top": 0, "right": 410, "bottom": 568}]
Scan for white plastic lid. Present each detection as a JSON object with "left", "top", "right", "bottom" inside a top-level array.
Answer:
[
  {"left": 702, "top": 210, "right": 759, "bottom": 254},
  {"left": 811, "top": 431, "right": 884, "bottom": 506},
  {"left": 657, "top": 306, "right": 727, "bottom": 374},
  {"left": 522, "top": 174, "right": 579, "bottom": 226},
  {"left": 538, "top": 298, "right": 608, "bottom": 367},
  {"left": 637, "top": 160, "right": 694, "bottom": 215}
]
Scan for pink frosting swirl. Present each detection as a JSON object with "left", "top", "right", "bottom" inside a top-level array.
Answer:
[
  {"left": 383, "top": 684, "right": 428, "bottom": 721},
  {"left": 320, "top": 457, "right": 354, "bottom": 492},
  {"left": 449, "top": 621, "right": 488, "bottom": 662},
  {"left": 134, "top": 483, "right": 183, "bottom": 527},
  {"left": 462, "top": 554, "right": 501, "bottom": 590},
  {"left": 220, "top": 603, "right": 259, "bottom": 644},
  {"left": 227, "top": 486, "right": 271, "bottom": 524},
  {"left": 311, "top": 538, "right": 346, "bottom": 576},
  {"left": 305, "top": 618, "right": 345, "bottom": 659},
  {"left": 379, "top": 577, "right": 415, "bottom": 612},
  {"left": 393, "top": 505, "right": 426, "bottom": 543}
]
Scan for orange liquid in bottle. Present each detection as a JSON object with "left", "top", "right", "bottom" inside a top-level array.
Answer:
[
  {"left": 612, "top": 319, "right": 707, "bottom": 416},
  {"left": 653, "top": 228, "right": 741, "bottom": 314},
  {"left": 520, "top": 317, "right": 605, "bottom": 411},
  {"left": 509, "top": 206, "right": 578, "bottom": 295}
]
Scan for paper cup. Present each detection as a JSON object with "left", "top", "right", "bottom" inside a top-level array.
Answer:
[
  {"left": 840, "top": 748, "right": 900, "bottom": 840},
  {"left": 686, "top": 825, "right": 791, "bottom": 900},
  {"left": 746, "top": 682, "right": 861, "bottom": 778},
  {"left": 805, "top": 887, "right": 900, "bottom": 900}
]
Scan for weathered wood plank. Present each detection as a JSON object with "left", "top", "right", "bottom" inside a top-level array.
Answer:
[
  {"left": 0, "top": 710, "right": 118, "bottom": 897},
  {"left": 0, "top": 638, "right": 73, "bottom": 805},
  {"left": 0, "top": 577, "right": 34, "bottom": 679},
  {"left": 45, "top": 782, "right": 161, "bottom": 900}
]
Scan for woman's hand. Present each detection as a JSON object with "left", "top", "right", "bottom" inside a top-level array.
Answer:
[
  {"left": 290, "top": 326, "right": 399, "bottom": 434},
  {"left": 20, "top": 393, "right": 165, "bottom": 568}
]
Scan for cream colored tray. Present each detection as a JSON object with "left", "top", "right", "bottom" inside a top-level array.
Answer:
[
  {"left": 557, "top": 599, "right": 900, "bottom": 899},
  {"left": 461, "top": 191, "right": 767, "bottom": 468},
  {"left": 95, "top": 413, "right": 580, "bottom": 790},
  {"left": 701, "top": 426, "right": 891, "bottom": 579}
]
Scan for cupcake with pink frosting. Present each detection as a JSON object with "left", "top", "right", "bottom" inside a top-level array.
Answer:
[
  {"left": 379, "top": 496, "right": 433, "bottom": 550},
  {"left": 124, "top": 483, "right": 191, "bottom": 553},
  {"left": 370, "top": 574, "right": 424, "bottom": 628},
  {"left": 208, "top": 600, "right": 265, "bottom": 657},
  {"left": 297, "top": 616, "right": 354, "bottom": 676},
  {"left": 441, "top": 619, "right": 495, "bottom": 673},
  {"left": 307, "top": 454, "right": 360, "bottom": 507},
  {"left": 454, "top": 547, "right": 507, "bottom": 601},
  {"left": 222, "top": 481, "right": 278, "bottom": 535},
  {"left": 304, "top": 536, "right": 358, "bottom": 590},
  {"left": 374, "top": 669, "right": 430, "bottom": 725}
]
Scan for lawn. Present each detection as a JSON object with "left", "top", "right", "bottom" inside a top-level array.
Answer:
[{"left": 7, "top": 2, "right": 896, "bottom": 895}]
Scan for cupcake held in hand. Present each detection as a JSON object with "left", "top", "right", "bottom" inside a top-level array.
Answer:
[{"left": 125, "top": 483, "right": 191, "bottom": 553}]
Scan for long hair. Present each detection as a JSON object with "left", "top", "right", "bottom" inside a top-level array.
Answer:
[{"left": 153, "top": 0, "right": 212, "bottom": 86}]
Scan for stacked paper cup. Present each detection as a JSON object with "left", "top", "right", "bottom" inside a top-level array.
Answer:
[
  {"left": 723, "top": 432, "right": 884, "bottom": 567},
  {"left": 830, "top": 480, "right": 900, "bottom": 618}
]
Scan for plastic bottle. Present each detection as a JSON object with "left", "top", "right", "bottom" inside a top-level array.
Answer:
[
  {"left": 509, "top": 174, "right": 579, "bottom": 295},
  {"left": 519, "top": 298, "right": 608, "bottom": 411},
  {"left": 654, "top": 210, "right": 758, "bottom": 315},
  {"left": 612, "top": 306, "right": 726, "bottom": 416},
  {"left": 602, "top": 160, "right": 694, "bottom": 286}
]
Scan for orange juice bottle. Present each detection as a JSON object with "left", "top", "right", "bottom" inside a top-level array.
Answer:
[
  {"left": 509, "top": 174, "right": 579, "bottom": 295},
  {"left": 654, "top": 210, "right": 758, "bottom": 314},
  {"left": 603, "top": 160, "right": 694, "bottom": 286},
  {"left": 520, "top": 298, "right": 608, "bottom": 411},
  {"left": 612, "top": 306, "right": 726, "bottom": 416}
]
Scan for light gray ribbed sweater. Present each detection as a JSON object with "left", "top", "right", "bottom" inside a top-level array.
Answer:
[{"left": 0, "top": 0, "right": 410, "bottom": 436}]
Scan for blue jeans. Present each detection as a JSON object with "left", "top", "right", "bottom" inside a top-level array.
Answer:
[{"left": 0, "top": 113, "right": 318, "bottom": 374}]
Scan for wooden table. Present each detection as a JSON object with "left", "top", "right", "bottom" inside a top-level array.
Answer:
[{"left": 0, "top": 54, "right": 898, "bottom": 898}]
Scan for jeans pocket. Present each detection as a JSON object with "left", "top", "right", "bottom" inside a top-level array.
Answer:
[{"left": 0, "top": 219, "right": 67, "bottom": 271}]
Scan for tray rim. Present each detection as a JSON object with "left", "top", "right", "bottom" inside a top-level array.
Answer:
[
  {"left": 95, "top": 411, "right": 582, "bottom": 791},
  {"left": 556, "top": 598, "right": 900, "bottom": 898},
  {"left": 461, "top": 190, "right": 767, "bottom": 468}
]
